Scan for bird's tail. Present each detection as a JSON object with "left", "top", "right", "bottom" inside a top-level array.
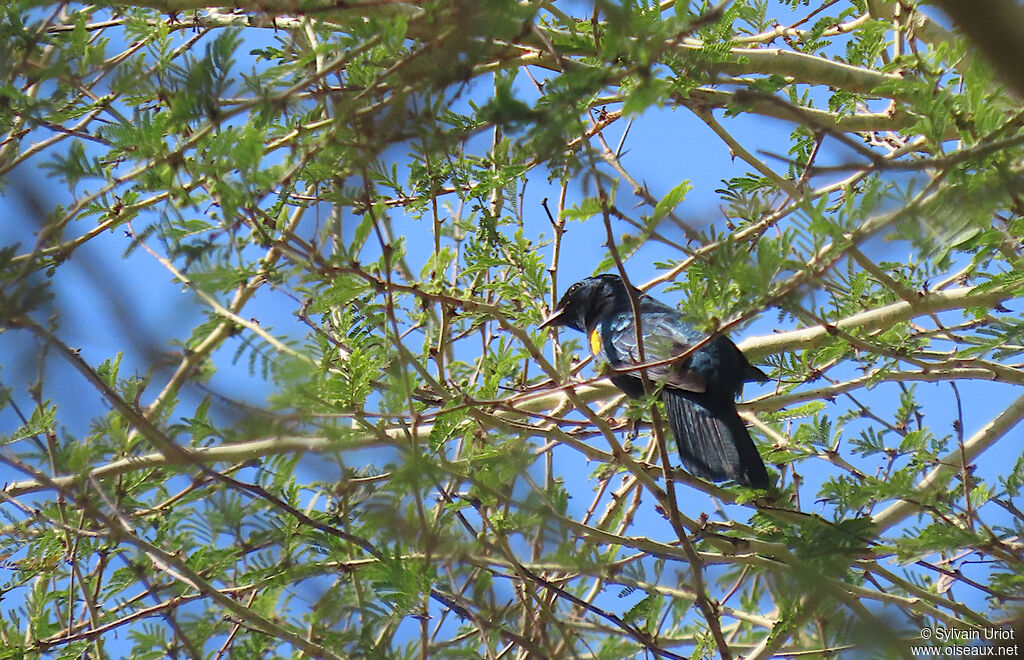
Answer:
[{"left": 661, "top": 389, "right": 770, "bottom": 488}]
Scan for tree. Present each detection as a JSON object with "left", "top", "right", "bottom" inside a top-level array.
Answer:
[{"left": 2, "top": 0, "right": 1023, "bottom": 657}]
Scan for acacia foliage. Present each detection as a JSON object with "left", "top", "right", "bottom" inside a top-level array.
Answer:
[{"left": 1, "top": 1, "right": 1023, "bottom": 658}]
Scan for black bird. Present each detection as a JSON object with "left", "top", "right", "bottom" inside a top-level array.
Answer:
[{"left": 540, "top": 274, "right": 770, "bottom": 488}]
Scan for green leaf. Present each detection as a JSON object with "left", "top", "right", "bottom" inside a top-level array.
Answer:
[{"left": 651, "top": 180, "right": 692, "bottom": 222}]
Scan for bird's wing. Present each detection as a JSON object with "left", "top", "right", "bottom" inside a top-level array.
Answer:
[{"left": 604, "top": 312, "right": 708, "bottom": 393}]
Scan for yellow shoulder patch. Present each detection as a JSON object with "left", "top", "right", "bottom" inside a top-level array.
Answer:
[{"left": 589, "top": 328, "right": 602, "bottom": 355}]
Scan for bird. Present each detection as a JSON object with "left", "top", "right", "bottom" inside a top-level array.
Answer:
[{"left": 539, "top": 273, "right": 770, "bottom": 488}]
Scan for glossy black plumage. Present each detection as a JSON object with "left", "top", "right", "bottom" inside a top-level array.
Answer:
[{"left": 540, "top": 274, "right": 770, "bottom": 488}]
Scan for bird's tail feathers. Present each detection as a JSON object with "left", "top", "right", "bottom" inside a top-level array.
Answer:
[{"left": 662, "top": 389, "right": 770, "bottom": 489}]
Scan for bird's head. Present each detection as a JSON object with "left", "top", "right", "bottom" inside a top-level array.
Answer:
[{"left": 539, "top": 274, "right": 634, "bottom": 333}]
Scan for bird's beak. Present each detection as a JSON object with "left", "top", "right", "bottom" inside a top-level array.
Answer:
[{"left": 538, "top": 307, "right": 566, "bottom": 329}]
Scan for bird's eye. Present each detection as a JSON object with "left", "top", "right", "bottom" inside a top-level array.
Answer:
[{"left": 567, "top": 283, "right": 581, "bottom": 296}]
